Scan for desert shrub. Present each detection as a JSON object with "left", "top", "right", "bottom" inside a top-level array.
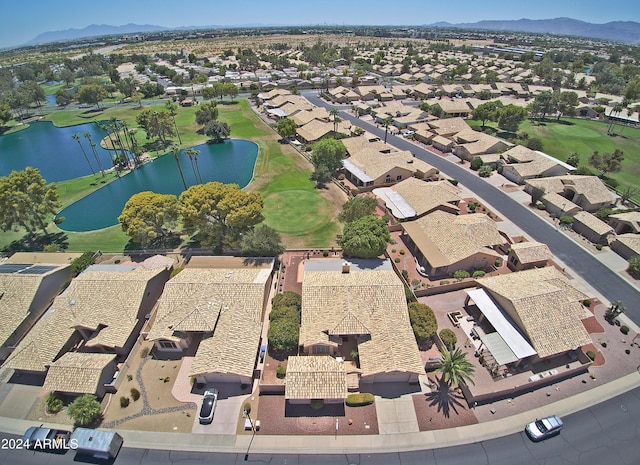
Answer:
[
  {"left": 394, "top": 257, "right": 401, "bottom": 263},
  {"left": 583, "top": 299, "right": 592, "bottom": 308},
  {"left": 440, "top": 280, "right": 450, "bottom": 285},
  {"left": 401, "top": 269, "right": 409, "bottom": 282},
  {"left": 439, "top": 329, "right": 457, "bottom": 350},
  {"left": 345, "top": 393, "right": 375, "bottom": 406},
  {"left": 472, "top": 270, "right": 486, "bottom": 278},
  {"left": 243, "top": 403, "right": 252, "bottom": 414},
  {"left": 408, "top": 302, "right": 437, "bottom": 341},
  {"left": 620, "top": 325, "right": 629, "bottom": 335},
  {"left": 494, "top": 258, "right": 502, "bottom": 267},
  {"left": 628, "top": 256, "right": 640, "bottom": 277},
  {"left": 120, "top": 396, "right": 130, "bottom": 408},
  {"left": 310, "top": 399, "right": 324, "bottom": 410},
  {"left": 45, "top": 392, "right": 64, "bottom": 414},
  {"left": 71, "top": 252, "right": 95, "bottom": 277},
  {"left": 127, "top": 374, "right": 133, "bottom": 381},
  {"left": 595, "top": 244, "right": 603, "bottom": 250},
  {"left": 453, "top": 270, "right": 470, "bottom": 280},
  {"left": 559, "top": 215, "right": 575, "bottom": 225},
  {"left": 478, "top": 165, "right": 492, "bottom": 177},
  {"left": 601, "top": 342, "right": 607, "bottom": 348},
  {"left": 130, "top": 388, "right": 140, "bottom": 401},
  {"left": 536, "top": 203, "right": 546, "bottom": 210},
  {"left": 276, "top": 365, "right": 287, "bottom": 378},
  {"left": 625, "top": 349, "right": 631, "bottom": 355},
  {"left": 140, "top": 347, "right": 150, "bottom": 359},
  {"left": 391, "top": 248, "right": 397, "bottom": 253},
  {"left": 399, "top": 249, "right": 405, "bottom": 255},
  {"left": 447, "top": 179, "right": 459, "bottom": 186},
  {"left": 337, "top": 173, "right": 345, "bottom": 180},
  {"left": 470, "top": 158, "right": 483, "bottom": 171},
  {"left": 67, "top": 394, "right": 101, "bottom": 426},
  {"left": 586, "top": 350, "right": 596, "bottom": 361}
]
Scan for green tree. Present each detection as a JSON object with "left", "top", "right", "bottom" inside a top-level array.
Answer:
[
  {"left": 203, "top": 120, "right": 230, "bottom": 143},
  {"left": 195, "top": 101, "right": 219, "bottom": 126},
  {"left": 381, "top": 116, "right": 393, "bottom": 144},
  {"left": 185, "top": 147, "right": 202, "bottom": 184},
  {"left": 55, "top": 88, "right": 72, "bottom": 106},
  {"left": 339, "top": 215, "right": 390, "bottom": 258},
  {"left": 338, "top": 196, "right": 378, "bottom": 223},
  {"left": 589, "top": 149, "right": 624, "bottom": 177},
  {"left": 267, "top": 319, "right": 299, "bottom": 351},
  {"left": 272, "top": 291, "right": 302, "bottom": 311},
  {"left": 0, "top": 102, "right": 11, "bottom": 126},
  {"left": 628, "top": 257, "right": 640, "bottom": 278},
  {"left": 329, "top": 108, "right": 340, "bottom": 133},
  {"left": 165, "top": 100, "right": 182, "bottom": 144},
  {"left": 118, "top": 191, "right": 179, "bottom": 246},
  {"left": 623, "top": 75, "right": 640, "bottom": 101},
  {"left": 566, "top": 153, "right": 580, "bottom": 168},
  {"left": 67, "top": 394, "right": 101, "bottom": 426},
  {"left": 72, "top": 133, "right": 95, "bottom": 176},
  {"left": 0, "top": 168, "right": 60, "bottom": 236},
  {"left": 555, "top": 91, "right": 579, "bottom": 121},
  {"left": 240, "top": 223, "right": 285, "bottom": 256},
  {"left": 530, "top": 90, "right": 555, "bottom": 122},
  {"left": 276, "top": 118, "right": 297, "bottom": 142},
  {"left": 179, "top": 182, "right": 263, "bottom": 250},
  {"left": 472, "top": 101, "right": 502, "bottom": 128},
  {"left": 83, "top": 132, "right": 105, "bottom": 177},
  {"left": 435, "top": 347, "right": 476, "bottom": 387},
  {"left": 310, "top": 165, "right": 332, "bottom": 186},
  {"left": 136, "top": 108, "right": 175, "bottom": 146},
  {"left": 117, "top": 77, "right": 136, "bottom": 98},
  {"left": 76, "top": 84, "right": 107, "bottom": 110},
  {"left": 19, "top": 80, "right": 46, "bottom": 108},
  {"left": 311, "top": 138, "right": 345, "bottom": 173},
  {"left": 439, "top": 329, "right": 457, "bottom": 350},
  {"left": 170, "top": 145, "right": 188, "bottom": 190},
  {"left": 497, "top": 104, "right": 528, "bottom": 133},
  {"left": 408, "top": 302, "right": 437, "bottom": 342}
]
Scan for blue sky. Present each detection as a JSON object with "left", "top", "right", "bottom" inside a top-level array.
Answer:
[{"left": 2, "top": 0, "right": 638, "bottom": 49}]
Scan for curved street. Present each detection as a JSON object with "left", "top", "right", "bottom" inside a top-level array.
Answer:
[{"left": 303, "top": 91, "right": 640, "bottom": 322}]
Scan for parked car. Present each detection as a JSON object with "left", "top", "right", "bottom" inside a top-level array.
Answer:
[
  {"left": 402, "top": 130, "right": 415, "bottom": 137},
  {"left": 525, "top": 415, "right": 563, "bottom": 441},
  {"left": 21, "top": 426, "right": 72, "bottom": 452},
  {"left": 198, "top": 389, "right": 219, "bottom": 424}
]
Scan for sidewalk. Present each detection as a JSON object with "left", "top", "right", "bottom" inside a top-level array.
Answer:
[{"left": 1, "top": 370, "right": 638, "bottom": 454}]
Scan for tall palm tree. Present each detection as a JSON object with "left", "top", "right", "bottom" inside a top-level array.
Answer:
[
  {"left": 72, "top": 133, "right": 95, "bottom": 175},
  {"left": 435, "top": 347, "right": 476, "bottom": 388},
  {"left": 382, "top": 116, "right": 393, "bottom": 144},
  {"left": 185, "top": 147, "right": 202, "bottom": 183},
  {"left": 83, "top": 132, "right": 105, "bottom": 177},
  {"left": 171, "top": 145, "right": 188, "bottom": 190},
  {"left": 330, "top": 108, "right": 340, "bottom": 134},
  {"left": 165, "top": 100, "right": 182, "bottom": 144}
]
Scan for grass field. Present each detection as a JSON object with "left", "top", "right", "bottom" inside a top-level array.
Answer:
[
  {"left": 1, "top": 98, "right": 342, "bottom": 252},
  {"left": 469, "top": 117, "right": 640, "bottom": 197}
]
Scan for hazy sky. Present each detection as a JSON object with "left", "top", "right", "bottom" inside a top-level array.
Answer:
[{"left": 2, "top": 0, "right": 638, "bottom": 49}]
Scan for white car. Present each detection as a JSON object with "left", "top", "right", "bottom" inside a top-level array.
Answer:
[
  {"left": 525, "top": 415, "right": 563, "bottom": 441},
  {"left": 198, "top": 389, "right": 219, "bottom": 424}
]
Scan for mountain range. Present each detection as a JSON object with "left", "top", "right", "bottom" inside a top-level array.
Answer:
[
  {"left": 430, "top": 18, "right": 640, "bottom": 44},
  {"left": 24, "top": 18, "right": 640, "bottom": 46}
]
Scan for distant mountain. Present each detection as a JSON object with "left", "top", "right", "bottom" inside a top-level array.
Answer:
[
  {"left": 25, "top": 23, "right": 169, "bottom": 45},
  {"left": 429, "top": 18, "right": 640, "bottom": 44}
]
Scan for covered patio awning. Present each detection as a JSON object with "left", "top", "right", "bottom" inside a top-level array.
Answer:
[
  {"left": 342, "top": 159, "right": 374, "bottom": 183},
  {"left": 266, "top": 108, "right": 288, "bottom": 118},
  {"left": 466, "top": 289, "right": 537, "bottom": 363},
  {"left": 373, "top": 188, "right": 417, "bottom": 219}
]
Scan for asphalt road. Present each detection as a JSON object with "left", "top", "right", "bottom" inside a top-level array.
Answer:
[
  {"left": 2, "top": 386, "right": 639, "bottom": 464},
  {"left": 303, "top": 91, "right": 640, "bottom": 322}
]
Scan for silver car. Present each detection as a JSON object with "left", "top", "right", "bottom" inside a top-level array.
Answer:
[
  {"left": 198, "top": 389, "right": 219, "bottom": 424},
  {"left": 525, "top": 415, "right": 563, "bottom": 441}
]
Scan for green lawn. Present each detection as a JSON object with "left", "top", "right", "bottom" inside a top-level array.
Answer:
[
  {"left": 470, "top": 117, "right": 640, "bottom": 195},
  {"left": 1, "top": 98, "right": 341, "bottom": 252}
]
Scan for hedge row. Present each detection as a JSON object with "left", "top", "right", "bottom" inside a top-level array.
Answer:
[{"left": 345, "top": 393, "right": 374, "bottom": 406}]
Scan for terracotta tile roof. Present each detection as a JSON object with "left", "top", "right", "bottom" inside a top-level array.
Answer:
[
  {"left": 0, "top": 274, "right": 46, "bottom": 347},
  {"left": 285, "top": 356, "right": 347, "bottom": 400},
  {"left": 291, "top": 108, "right": 330, "bottom": 126},
  {"left": 402, "top": 211, "right": 504, "bottom": 268},
  {"left": 427, "top": 117, "right": 471, "bottom": 136},
  {"left": 297, "top": 119, "right": 351, "bottom": 142},
  {"left": 300, "top": 267, "right": 425, "bottom": 378},
  {"left": 148, "top": 267, "right": 272, "bottom": 380},
  {"left": 3, "top": 267, "right": 163, "bottom": 373},
  {"left": 341, "top": 135, "right": 388, "bottom": 155},
  {"left": 478, "top": 267, "right": 592, "bottom": 358},
  {"left": 609, "top": 211, "right": 640, "bottom": 233},
  {"left": 510, "top": 241, "right": 552, "bottom": 264},
  {"left": 527, "top": 175, "right": 615, "bottom": 206},
  {"left": 43, "top": 352, "right": 115, "bottom": 395},
  {"left": 573, "top": 211, "right": 615, "bottom": 236},
  {"left": 614, "top": 233, "right": 640, "bottom": 254}
]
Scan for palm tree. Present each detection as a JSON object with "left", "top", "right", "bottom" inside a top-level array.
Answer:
[
  {"left": 435, "top": 347, "right": 475, "bottom": 388},
  {"left": 165, "top": 100, "right": 182, "bottom": 144},
  {"left": 72, "top": 133, "right": 95, "bottom": 175},
  {"left": 171, "top": 145, "right": 188, "bottom": 190},
  {"left": 185, "top": 147, "right": 202, "bottom": 183},
  {"left": 330, "top": 108, "right": 340, "bottom": 134},
  {"left": 382, "top": 116, "right": 393, "bottom": 144},
  {"left": 83, "top": 132, "right": 105, "bottom": 177}
]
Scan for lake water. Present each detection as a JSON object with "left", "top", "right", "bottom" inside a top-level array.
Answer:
[
  {"left": 0, "top": 121, "right": 117, "bottom": 182},
  {"left": 57, "top": 140, "right": 258, "bottom": 232}
]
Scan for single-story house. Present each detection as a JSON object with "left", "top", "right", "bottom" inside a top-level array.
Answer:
[
  {"left": 402, "top": 211, "right": 505, "bottom": 277},
  {"left": 42, "top": 352, "right": 117, "bottom": 398},
  {"left": 507, "top": 241, "right": 552, "bottom": 271},
  {"left": 453, "top": 130, "right": 511, "bottom": 160},
  {"left": 298, "top": 259, "right": 425, "bottom": 393},
  {"left": 373, "top": 178, "right": 461, "bottom": 220},
  {"left": 147, "top": 257, "right": 274, "bottom": 385},
  {"left": 572, "top": 211, "right": 616, "bottom": 245},
  {"left": 297, "top": 119, "right": 352, "bottom": 143},
  {"left": 500, "top": 146, "right": 571, "bottom": 185},
  {"left": 608, "top": 211, "right": 640, "bottom": 234},
  {"left": 285, "top": 355, "right": 347, "bottom": 404},
  {"left": 0, "top": 258, "right": 74, "bottom": 362},
  {"left": 610, "top": 233, "right": 640, "bottom": 260},
  {"left": 525, "top": 175, "right": 616, "bottom": 213}
]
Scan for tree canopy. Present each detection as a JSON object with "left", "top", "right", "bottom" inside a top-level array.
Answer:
[
  {"left": 76, "top": 84, "right": 107, "bottom": 109},
  {"left": 179, "top": 182, "right": 263, "bottom": 250},
  {"left": 0, "top": 167, "right": 60, "bottom": 236},
  {"left": 338, "top": 196, "right": 378, "bottom": 223},
  {"left": 240, "top": 223, "right": 285, "bottom": 256},
  {"left": 497, "top": 104, "right": 528, "bottom": 133},
  {"left": 136, "top": 108, "right": 175, "bottom": 145},
  {"left": 203, "top": 120, "right": 231, "bottom": 143},
  {"left": 589, "top": 149, "right": 624, "bottom": 177},
  {"left": 339, "top": 215, "right": 390, "bottom": 258},
  {"left": 118, "top": 191, "right": 179, "bottom": 246},
  {"left": 195, "top": 101, "right": 219, "bottom": 126},
  {"left": 471, "top": 101, "right": 502, "bottom": 127},
  {"left": 408, "top": 302, "right": 437, "bottom": 342},
  {"left": 311, "top": 138, "right": 345, "bottom": 173},
  {"left": 276, "top": 118, "right": 297, "bottom": 141},
  {"left": 67, "top": 394, "right": 101, "bottom": 426}
]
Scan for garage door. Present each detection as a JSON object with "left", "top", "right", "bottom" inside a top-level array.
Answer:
[
  {"left": 203, "top": 373, "right": 247, "bottom": 384},
  {"left": 367, "top": 372, "right": 411, "bottom": 383}
]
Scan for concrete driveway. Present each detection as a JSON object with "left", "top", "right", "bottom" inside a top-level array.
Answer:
[
  {"left": 191, "top": 383, "right": 250, "bottom": 435},
  {"left": 367, "top": 382, "right": 422, "bottom": 435}
]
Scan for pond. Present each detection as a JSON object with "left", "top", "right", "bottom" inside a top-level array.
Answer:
[
  {"left": 57, "top": 139, "right": 258, "bottom": 232},
  {"left": 0, "top": 121, "right": 116, "bottom": 182}
]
